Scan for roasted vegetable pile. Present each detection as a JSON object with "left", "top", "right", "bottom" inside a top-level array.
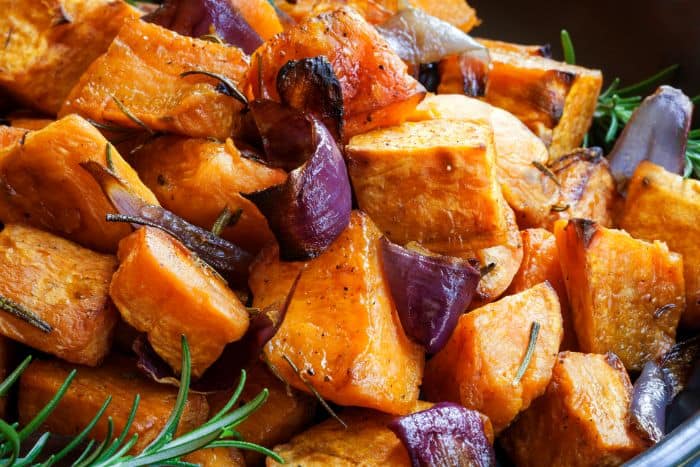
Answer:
[{"left": 0, "top": 1, "right": 699, "bottom": 466}]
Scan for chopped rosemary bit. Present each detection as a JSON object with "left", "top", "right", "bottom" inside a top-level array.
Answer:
[
  {"left": 282, "top": 354, "right": 347, "bottom": 429},
  {"left": 560, "top": 30, "right": 575, "bottom": 65},
  {"left": 105, "top": 143, "right": 115, "bottom": 172},
  {"left": 479, "top": 262, "right": 496, "bottom": 277},
  {"left": 532, "top": 161, "right": 560, "bottom": 186},
  {"left": 550, "top": 203, "right": 570, "bottom": 212},
  {"left": 110, "top": 94, "right": 155, "bottom": 135},
  {"left": 513, "top": 321, "right": 540, "bottom": 385},
  {"left": 653, "top": 303, "right": 677, "bottom": 319},
  {"left": 199, "top": 34, "right": 224, "bottom": 44},
  {"left": 180, "top": 70, "right": 248, "bottom": 106},
  {"left": 211, "top": 207, "right": 243, "bottom": 236},
  {"left": 0, "top": 295, "right": 52, "bottom": 333}
]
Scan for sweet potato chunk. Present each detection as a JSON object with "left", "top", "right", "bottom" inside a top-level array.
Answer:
[
  {"left": 230, "top": 0, "right": 283, "bottom": 40},
  {"left": 408, "top": 94, "right": 558, "bottom": 228},
  {"left": 424, "top": 283, "right": 562, "bottom": 432},
  {"left": 507, "top": 229, "right": 576, "bottom": 350},
  {"left": 249, "top": 7, "right": 425, "bottom": 137},
  {"left": 183, "top": 448, "right": 245, "bottom": 467},
  {"left": 0, "top": 224, "right": 118, "bottom": 366},
  {"left": 19, "top": 357, "right": 209, "bottom": 454},
  {"left": 555, "top": 219, "right": 684, "bottom": 371},
  {"left": 476, "top": 38, "right": 551, "bottom": 58},
  {"left": 481, "top": 51, "right": 602, "bottom": 157},
  {"left": 208, "top": 361, "right": 316, "bottom": 465},
  {"left": 501, "top": 352, "right": 644, "bottom": 466},
  {"left": 544, "top": 148, "right": 617, "bottom": 229},
  {"left": 0, "top": 0, "right": 140, "bottom": 114},
  {"left": 7, "top": 116, "right": 54, "bottom": 131},
  {"left": 258, "top": 211, "right": 424, "bottom": 415},
  {"left": 620, "top": 161, "right": 700, "bottom": 328},
  {"left": 131, "top": 136, "right": 286, "bottom": 254},
  {"left": 60, "top": 19, "right": 249, "bottom": 140},
  {"left": 0, "top": 126, "right": 25, "bottom": 149},
  {"left": 110, "top": 227, "right": 250, "bottom": 378},
  {"left": 0, "top": 114, "right": 159, "bottom": 252},
  {"left": 347, "top": 118, "right": 509, "bottom": 253}
]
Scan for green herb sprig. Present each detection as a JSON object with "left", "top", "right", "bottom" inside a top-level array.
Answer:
[
  {"left": 560, "top": 30, "right": 700, "bottom": 178},
  {"left": 0, "top": 336, "right": 283, "bottom": 466}
]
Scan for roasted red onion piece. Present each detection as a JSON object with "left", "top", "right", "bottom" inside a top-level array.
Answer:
[
  {"left": 81, "top": 161, "right": 252, "bottom": 287},
  {"left": 248, "top": 99, "right": 316, "bottom": 171},
  {"left": 277, "top": 56, "right": 344, "bottom": 142},
  {"left": 380, "top": 238, "right": 480, "bottom": 353},
  {"left": 608, "top": 86, "right": 693, "bottom": 194},
  {"left": 389, "top": 402, "right": 495, "bottom": 467},
  {"left": 144, "top": 0, "right": 262, "bottom": 54},
  {"left": 631, "top": 361, "right": 670, "bottom": 443},
  {"left": 377, "top": 8, "right": 490, "bottom": 96},
  {"left": 243, "top": 118, "right": 352, "bottom": 261},
  {"left": 660, "top": 335, "right": 700, "bottom": 399}
]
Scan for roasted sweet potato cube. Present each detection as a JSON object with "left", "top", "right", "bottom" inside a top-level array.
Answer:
[
  {"left": 408, "top": 94, "right": 559, "bottom": 228},
  {"left": 481, "top": 51, "right": 602, "bottom": 157},
  {"left": 7, "top": 117, "right": 54, "bottom": 131},
  {"left": 18, "top": 357, "right": 209, "bottom": 454},
  {"left": 131, "top": 136, "right": 285, "bottom": 254},
  {"left": 230, "top": 0, "right": 284, "bottom": 40},
  {"left": 347, "top": 118, "right": 510, "bottom": 253},
  {"left": 208, "top": 361, "right": 316, "bottom": 465},
  {"left": 0, "top": 126, "right": 25, "bottom": 149},
  {"left": 476, "top": 38, "right": 551, "bottom": 58},
  {"left": 620, "top": 161, "right": 700, "bottom": 328},
  {"left": 424, "top": 282, "right": 562, "bottom": 433},
  {"left": 507, "top": 228, "right": 576, "bottom": 350},
  {"left": 0, "top": 224, "right": 118, "bottom": 366},
  {"left": 0, "top": 0, "right": 140, "bottom": 114},
  {"left": 60, "top": 19, "right": 249, "bottom": 140},
  {"left": 544, "top": 148, "right": 617, "bottom": 229},
  {"left": 249, "top": 7, "right": 425, "bottom": 138},
  {"left": 501, "top": 352, "right": 644, "bottom": 466},
  {"left": 555, "top": 219, "right": 684, "bottom": 371},
  {"left": 258, "top": 211, "right": 424, "bottom": 415},
  {"left": 110, "top": 227, "right": 250, "bottom": 378},
  {"left": 183, "top": 448, "right": 246, "bottom": 467},
  {"left": 0, "top": 114, "right": 159, "bottom": 252}
]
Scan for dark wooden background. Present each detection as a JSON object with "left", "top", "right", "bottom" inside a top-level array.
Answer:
[{"left": 470, "top": 0, "right": 699, "bottom": 98}]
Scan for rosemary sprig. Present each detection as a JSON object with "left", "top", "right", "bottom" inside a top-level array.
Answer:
[
  {"left": 179, "top": 71, "right": 248, "bottom": 106},
  {"left": 0, "top": 337, "right": 283, "bottom": 466},
  {"left": 0, "top": 295, "right": 52, "bottom": 333},
  {"left": 513, "top": 321, "right": 540, "bottom": 385},
  {"left": 105, "top": 144, "right": 115, "bottom": 172}
]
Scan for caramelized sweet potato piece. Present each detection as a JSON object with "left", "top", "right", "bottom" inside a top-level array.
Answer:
[
  {"left": 0, "top": 224, "right": 118, "bottom": 366},
  {"left": 131, "top": 136, "right": 286, "bottom": 254},
  {"left": 0, "top": 0, "right": 140, "bottom": 114},
  {"left": 0, "top": 114, "right": 159, "bottom": 252},
  {"left": 501, "top": 352, "right": 645, "bottom": 466},
  {"left": 19, "top": 357, "right": 209, "bottom": 454},
  {"left": 347, "top": 118, "right": 509, "bottom": 252},
  {"left": 620, "top": 161, "right": 700, "bottom": 328},
  {"left": 480, "top": 51, "right": 602, "bottom": 157},
  {"left": 408, "top": 94, "right": 558, "bottom": 228},
  {"left": 110, "top": 227, "right": 250, "bottom": 378},
  {"left": 0, "top": 126, "right": 25, "bottom": 149},
  {"left": 507, "top": 228, "right": 576, "bottom": 350},
  {"left": 230, "top": 0, "right": 283, "bottom": 40},
  {"left": 208, "top": 361, "right": 316, "bottom": 465},
  {"left": 258, "top": 211, "right": 424, "bottom": 414},
  {"left": 60, "top": 19, "right": 249, "bottom": 140},
  {"left": 7, "top": 117, "right": 53, "bottom": 131},
  {"left": 249, "top": 7, "right": 425, "bottom": 137},
  {"left": 544, "top": 148, "right": 617, "bottom": 229},
  {"left": 476, "top": 38, "right": 551, "bottom": 58},
  {"left": 183, "top": 448, "right": 245, "bottom": 467},
  {"left": 424, "top": 283, "right": 562, "bottom": 433},
  {"left": 555, "top": 219, "right": 684, "bottom": 371}
]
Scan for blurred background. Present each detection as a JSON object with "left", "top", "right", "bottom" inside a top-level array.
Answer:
[{"left": 470, "top": 0, "right": 699, "bottom": 99}]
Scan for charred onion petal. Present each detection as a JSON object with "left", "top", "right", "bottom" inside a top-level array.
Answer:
[
  {"left": 608, "top": 86, "right": 693, "bottom": 194},
  {"left": 380, "top": 238, "right": 480, "bottom": 353},
  {"left": 276, "top": 56, "right": 344, "bottom": 142},
  {"left": 631, "top": 360, "right": 670, "bottom": 443},
  {"left": 389, "top": 402, "right": 495, "bottom": 467},
  {"left": 81, "top": 161, "right": 252, "bottom": 287},
  {"left": 659, "top": 335, "right": 700, "bottom": 400},
  {"left": 144, "top": 0, "right": 262, "bottom": 54},
  {"left": 377, "top": 8, "right": 490, "bottom": 96},
  {"left": 134, "top": 335, "right": 180, "bottom": 387},
  {"left": 249, "top": 99, "right": 315, "bottom": 171},
  {"left": 243, "top": 119, "right": 352, "bottom": 261}
]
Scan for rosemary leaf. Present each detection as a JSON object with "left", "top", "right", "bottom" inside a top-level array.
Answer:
[
  {"left": 110, "top": 94, "right": 154, "bottom": 135},
  {"left": 479, "top": 262, "right": 496, "bottom": 277},
  {"left": 653, "top": 303, "right": 677, "bottom": 319},
  {"left": 212, "top": 207, "right": 243, "bottom": 236},
  {"left": 532, "top": 161, "right": 560, "bottom": 186},
  {"left": 105, "top": 143, "right": 115, "bottom": 172},
  {"left": 0, "top": 295, "right": 52, "bottom": 333},
  {"left": 560, "top": 30, "right": 576, "bottom": 65},
  {"left": 513, "top": 322, "right": 541, "bottom": 385},
  {"left": 199, "top": 34, "right": 224, "bottom": 44},
  {"left": 550, "top": 204, "right": 569, "bottom": 212},
  {"left": 180, "top": 70, "right": 248, "bottom": 106}
]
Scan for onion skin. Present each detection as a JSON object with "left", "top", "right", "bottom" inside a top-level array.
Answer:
[
  {"left": 243, "top": 118, "right": 352, "bottom": 261},
  {"left": 81, "top": 161, "right": 252, "bottom": 287},
  {"left": 380, "top": 238, "right": 480, "bottom": 354},
  {"left": 631, "top": 361, "right": 670, "bottom": 444},
  {"left": 144, "top": 0, "right": 262, "bottom": 54},
  {"left": 608, "top": 86, "right": 693, "bottom": 194},
  {"left": 388, "top": 402, "right": 495, "bottom": 467}
]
